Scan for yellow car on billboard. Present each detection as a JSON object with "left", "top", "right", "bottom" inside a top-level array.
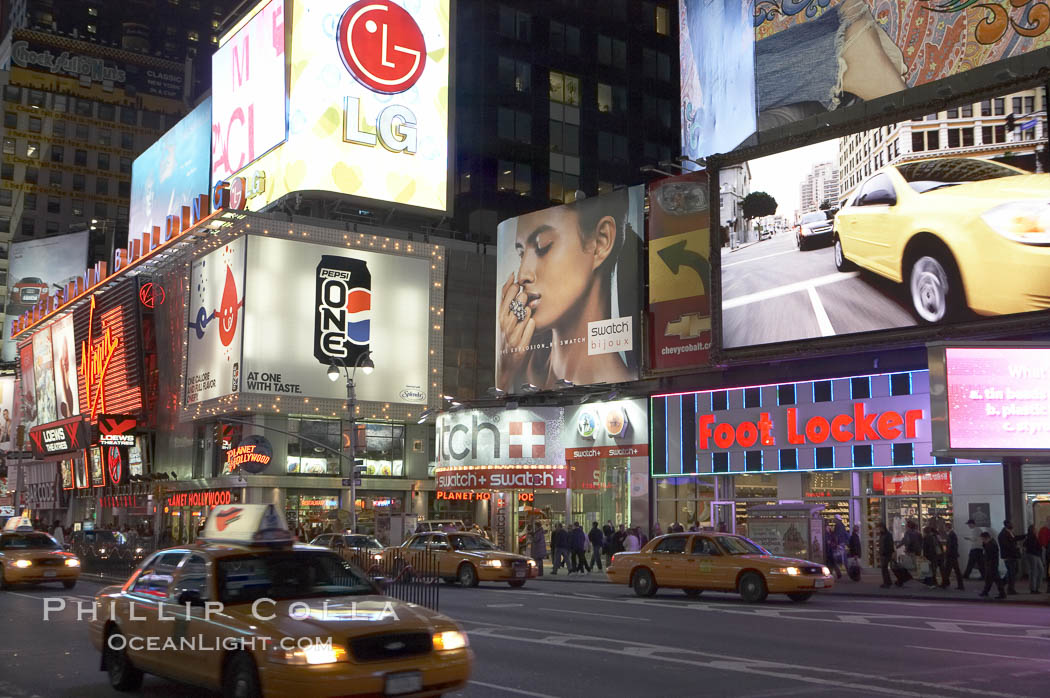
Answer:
[{"left": 832, "top": 157, "right": 1050, "bottom": 323}]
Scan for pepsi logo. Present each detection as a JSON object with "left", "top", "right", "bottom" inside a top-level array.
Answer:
[{"left": 336, "top": 1, "right": 426, "bottom": 95}]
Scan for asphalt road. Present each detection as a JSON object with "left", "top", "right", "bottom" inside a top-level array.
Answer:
[
  {"left": 3, "top": 576, "right": 1050, "bottom": 698},
  {"left": 720, "top": 233, "right": 917, "bottom": 349}
]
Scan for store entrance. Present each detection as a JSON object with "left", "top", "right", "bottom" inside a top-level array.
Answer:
[
  {"left": 880, "top": 496, "right": 954, "bottom": 541},
  {"left": 713, "top": 501, "right": 736, "bottom": 534}
]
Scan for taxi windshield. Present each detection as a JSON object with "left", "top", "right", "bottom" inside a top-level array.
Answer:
[
  {"left": 1, "top": 533, "right": 60, "bottom": 550},
  {"left": 344, "top": 535, "right": 383, "bottom": 549},
  {"left": 449, "top": 535, "right": 495, "bottom": 551},
  {"left": 216, "top": 551, "right": 374, "bottom": 604},
  {"left": 718, "top": 536, "right": 768, "bottom": 556},
  {"left": 84, "top": 531, "right": 119, "bottom": 544}
]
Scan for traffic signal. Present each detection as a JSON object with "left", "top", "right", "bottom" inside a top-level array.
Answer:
[{"left": 1006, "top": 113, "right": 1016, "bottom": 131}]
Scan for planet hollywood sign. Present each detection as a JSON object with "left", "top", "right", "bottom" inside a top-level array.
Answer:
[
  {"left": 165, "top": 489, "right": 240, "bottom": 508},
  {"left": 434, "top": 466, "right": 569, "bottom": 492}
]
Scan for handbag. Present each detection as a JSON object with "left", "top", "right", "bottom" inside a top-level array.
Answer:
[
  {"left": 900, "top": 553, "right": 917, "bottom": 571},
  {"left": 917, "top": 559, "right": 932, "bottom": 578}
]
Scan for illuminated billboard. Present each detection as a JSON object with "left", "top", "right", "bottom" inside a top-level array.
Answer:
[
  {"left": 682, "top": 1, "right": 1050, "bottom": 159},
  {"left": 130, "top": 97, "right": 212, "bottom": 240},
  {"left": 495, "top": 186, "right": 645, "bottom": 392},
  {"left": 929, "top": 343, "right": 1050, "bottom": 457},
  {"left": 230, "top": 0, "right": 451, "bottom": 213},
  {"left": 718, "top": 133, "right": 1050, "bottom": 352},
  {"left": 211, "top": 0, "right": 287, "bottom": 184}
]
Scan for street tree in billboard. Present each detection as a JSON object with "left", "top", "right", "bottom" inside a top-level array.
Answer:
[
  {"left": 718, "top": 130, "right": 1050, "bottom": 352},
  {"left": 2, "top": 232, "right": 89, "bottom": 362},
  {"left": 211, "top": 0, "right": 287, "bottom": 184},
  {"left": 186, "top": 238, "right": 247, "bottom": 404},
  {"left": 682, "top": 1, "right": 1050, "bottom": 159},
  {"left": 130, "top": 97, "right": 212, "bottom": 240},
  {"left": 495, "top": 187, "right": 644, "bottom": 392},
  {"left": 647, "top": 172, "right": 712, "bottom": 371},
  {"left": 226, "top": 0, "right": 451, "bottom": 213}
]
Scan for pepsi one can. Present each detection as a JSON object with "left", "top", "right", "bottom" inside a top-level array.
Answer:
[{"left": 314, "top": 255, "right": 371, "bottom": 366}]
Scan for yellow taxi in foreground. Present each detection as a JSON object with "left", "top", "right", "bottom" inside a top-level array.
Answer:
[
  {"left": 606, "top": 533, "right": 833, "bottom": 603},
  {"left": 89, "top": 505, "right": 471, "bottom": 697},
  {"left": 0, "top": 516, "right": 81, "bottom": 590},
  {"left": 398, "top": 532, "right": 536, "bottom": 588}
]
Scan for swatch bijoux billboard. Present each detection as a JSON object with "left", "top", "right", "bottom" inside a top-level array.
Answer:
[{"left": 495, "top": 186, "right": 644, "bottom": 393}]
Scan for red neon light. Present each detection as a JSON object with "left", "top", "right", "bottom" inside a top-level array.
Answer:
[{"left": 80, "top": 297, "right": 122, "bottom": 420}]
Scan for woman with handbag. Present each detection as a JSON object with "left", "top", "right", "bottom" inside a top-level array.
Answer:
[
  {"left": 894, "top": 520, "right": 922, "bottom": 587},
  {"left": 921, "top": 526, "right": 944, "bottom": 588}
]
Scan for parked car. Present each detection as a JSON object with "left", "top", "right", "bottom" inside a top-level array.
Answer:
[
  {"left": 796, "top": 210, "right": 835, "bottom": 250},
  {"left": 414, "top": 519, "right": 466, "bottom": 533},
  {"left": 833, "top": 157, "right": 1050, "bottom": 323}
]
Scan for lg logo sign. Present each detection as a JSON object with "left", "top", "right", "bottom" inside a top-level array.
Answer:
[{"left": 338, "top": 0, "right": 424, "bottom": 154}]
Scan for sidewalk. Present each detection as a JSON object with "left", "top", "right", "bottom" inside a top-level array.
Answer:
[{"left": 529, "top": 562, "right": 1050, "bottom": 604}]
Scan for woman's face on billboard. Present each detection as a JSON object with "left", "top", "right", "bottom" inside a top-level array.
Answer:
[{"left": 514, "top": 207, "right": 607, "bottom": 331}]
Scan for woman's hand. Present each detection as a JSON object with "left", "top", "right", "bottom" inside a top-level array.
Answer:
[{"left": 497, "top": 272, "right": 536, "bottom": 389}]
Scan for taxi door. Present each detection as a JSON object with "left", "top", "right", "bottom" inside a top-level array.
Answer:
[
  {"left": 649, "top": 536, "right": 689, "bottom": 586},
  {"left": 428, "top": 533, "right": 457, "bottom": 577},
  {"left": 400, "top": 534, "right": 430, "bottom": 573},
  {"left": 684, "top": 537, "right": 722, "bottom": 590},
  {"left": 122, "top": 551, "right": 188, "bottom": 675},
  {"left": 167, "top": 553, "right": 222, "bottom": 688}
]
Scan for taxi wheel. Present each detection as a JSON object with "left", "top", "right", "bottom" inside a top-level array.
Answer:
[
  {"left": 458, "top": 564, "right": 479, "bottom": 588},
  {"left": 508, "top": 580, "right": 526, "bottom": 588},
  {"left": 104, "top": 629, "right": 144, "bottom": 691},
  {"left": 223, "top": 652, "right": 262, "bottom": 698},
  {"left": 683, "top": 588, "right": 703, "bottom": 598},
  {"left": 0, "top": 571, "right": 7, "bottom": 591},
  {"left": 787, "top": 592, "right": 813, "bottom": 603},
  {"left": 632, "top": 568, "right": 657, "bottom": 597},
  {"left": 738, "top": 572, "right": 768, "bottom": 603},
  {"left": 63, "top": 580, "right": 76, "bottom": 590}
]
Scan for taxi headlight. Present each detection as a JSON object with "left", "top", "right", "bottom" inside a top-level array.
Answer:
[
  {"left": 13, "top": 559, "right": 32, "bottom": 568},
  {"left": 822, "top": 566, "right": 831, "bottom": 577},
  {"left": 372, "top": 553, "right": 383, "bottom": 561},
  {"left": 269, "top": 643, "right": 348, "bottom": 666},
  {"left": 481, "top": 560, "right": 503, "bottom": 568},
  {"left": 65, "top": 558, "right": 81, "bottom": 567},
  {"left": 770, "top": 567, "right": 801, "bottom": 576},
  {"left": 527, "top": 559, "right": 537, "bottom": 567},
  {"left": 134, "top": 548, "right": 144, "bottom": 554},
  {"left": 432, "top": 631, "right": 468, "bottom": 651}
]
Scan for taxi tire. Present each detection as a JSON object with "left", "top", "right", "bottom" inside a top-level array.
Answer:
[
  {"left": 787, "top": 592, "right": 813, "bottom": 603},
  {"left": 632, "top": 568, "right": 657, "bottom": 597},
  {"left": 0, "top": 571, "right": 7, "bottom": 591},
  {"left": 104, "top": 629, "right": 144, "bottom": 691},
  {"left": 63, "top": 580, "right": 76, "bottom": 590},
  {"left": 738, "top": 572, "right": 768, "bottom": 603},
  {"left": 223, "top": 652, "right": 263, "bottom": 698},
  {"left": 683, "top": 588, "right": 703, "bottom": 598},
  {"left": 508, "top": 580, "right": 526, "bottom": 588},
  {"left": 458, "top": 563, "right": 479, "bottom": 587}
]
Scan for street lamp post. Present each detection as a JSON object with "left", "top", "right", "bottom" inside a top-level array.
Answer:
[{"left": 327, "top": 351, "right": 374, "bottom": 533}]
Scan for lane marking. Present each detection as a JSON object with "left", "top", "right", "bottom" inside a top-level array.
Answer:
[
  {"left": 723, "top": 271, "right": 859, "bottom": 310},
  {"left": 538, "top": 607, "right": 646, "bottom": 621},
  {"left": 486, "top": 603, "right": 523, "bottom": 608},
  {"left": 907, "top": 646, "right": 1050, "bottom": 662},
  {"left": 807, "top": 285, "right": 835, "bottom": 336},
  {"left": 468, "top": 680, "right": 559, "bottom": 697},
  {"left": 722, "top": 249, "right": 797, "bottom": 269}
]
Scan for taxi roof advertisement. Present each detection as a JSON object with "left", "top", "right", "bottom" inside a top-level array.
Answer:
[{"left": 222, "top": 0, "right": 452, "bottom": 214}]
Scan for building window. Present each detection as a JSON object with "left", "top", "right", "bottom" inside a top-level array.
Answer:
[
  {"left": 498, "top": 160, "right": 531, "bottom": 196},
  {"left": 597, "top": 131, "right": 628, "bottom": 162},
  {"left": 98, "top": 103, "right": 115, "bottom": 121},
  {"left": 73, "top": 174, "right": 85, "bottom": 191},
  {"left": 549, "top": 22, "right": 580, "bottom": 55},
  {"left": 3, "top": 85, "right": 20, "bottom": 102},
  {"left": 47, "top": 196, "right": 61, "bottom": 214},
  {"left": 889, "top": 372, "right": 912, "bottom": 396},
  {"left": 118, "top": 181, "right": 130, "bottom": 197},
  {"left": 655, "top": 4, "right": 670, "bottom": 34},
  {"left": 779, "top": 449, "right": 798, "bottom": 471},
  {"left": 76, "top": 123, "right": 90, "bottom": 140},
  {"left": 71, "top": 199, "right": 85, "bottom": 217},
  {"left": 21, "top": 218, "right": 35, "bottom": 236},
  {"left": 743, "top": 387, "right": 761, "bottom": 409},
  {"left": 121, "top": 132, "right": 135, "bottom": 150},
  {"left": 744, "top": 450, "right": 763, "bottom": 471},
  {"left": 50, "top": 145, "right": 64, "bottom": 163},
  {"left": 498, "top": 57, "right": 530, "bottom": 93},
  {"left": 359, "top": 423, "right": 406, "bottom": 476},
  {"left": 994, "top": 97, "right": 1005, "bottom": 115},
  {"left": 597, "top": 83, "right": 626, "bottom": 114},
  {"left": 548, "top": 172, "right": 578, "bottom": 204},
  {"left": 29, "top": 117, "right": 42, "bottom": 133},
  {"left": 2, "top": 138, "right": 14, "bottom": 155},
  {"left": 852, "top": 445, "right": 873, "bottom": 467},
  {"left": 549, "top": 120, "right": 579, "bottom": 156},
  {"left": 947, "top": 107, "right": 958, "bottom": 119},
  {"left": 75, "top": 149, "right": 87, "bottom": 167},
  {"left": 712, "top": 452, "right": 729, "bottom": 473},
  {"left": 120, "top": 107, "right": 137, "bottom": 126},
  {"left": 962, "top": 128, "right": 974, "bottom": 147},
  {"left": 287, "top": 418, "right": 342, "bottom": 476},
  {"left": 549, "top": 71, "right": 580, "bottom": 107},
  {"left": 499, "top": 6, "right": 531, "bottom": 42},
  {"left": 892, "top": 443, "right": 914, "bottom": 466},
  {"left": 27, "top": 90, "right": 45, "bottom": 108},
  {"left": 25, "top": 167, "right": 38, "bottom": 184},
  {"left": 87, "top": 23, "right": 97, "bottom": 33},
  {"left": 0, "top": 164, "right": 13, "bottom": 180},
  {"left": 26, "top": 141, "right": 40, "bottom": 159},
  {"left": 98, "top": 129, "right": 112, "bottom": 146},
  {"left": 119, "top": 157, "right": 131, "bottom": 174},
  {"left": 850, "top": 377, "right": 871, "bottom": 399},
  {"left": 0, "top": 191, "right": 11, "bottom": 206},
  {"left": 45, "top": 220, "right": 59, "bottom": 235},
  {"left": 94, "top": 202, "right": 108, "bottom": 218},
  {"left": 777, "top": 384, "right": 796, "bottom": 406},
  {"left": 947, "top": 128, "right": 960, "bottom": 148},
  {"left": 4, "top": 112, "right": 17, "bottom": 128},
  {"left": 49, "top": 170, "right": 63, "bottom": 187},
  {"left": 25, "top": 194, "right": 37, "bottom": 210},
  {"left": 96, "top": 177, "right": 109, "bottom": 195},
  {"left": 815, "top": 447, "right": 834, "bottom": 469},
  {"left": 497, "top": 108, "right": 531, "bottom": 144},
  {"left": 188, "top": 30, "right": 200, "bottom": 42},
  {"left": 97, "top": 152, "right": 111, "bottom": 171},
  {"left": 53, "top": 120, "right": 66, "bottom": 137}
]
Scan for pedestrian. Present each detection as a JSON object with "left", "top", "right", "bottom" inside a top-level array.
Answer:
[
  {"left": 941, "top": 522, "right": 964, "bottom": 590},
  {"left": 551, "top": 523, "right": 570, "bottom": 575},
  {"left": 825, "top": 524, "right": 842, "bottom": 580},
  {"left": 895, "top": 520, "right": 922, "bottom": 587},
  {"left": 624, "top": 527, "right": 641, "bottom": 552},
  {"left": 1022, "top": 524, "right": 1043, "bottom": 594},
  {"left": 530, "top": 524, "right": 547, "bottom": 576},
  {"left": 876, "top": 522, "right": 894, "bottom": 588},
  {"left": 978, "top": 531, "right": 1007, "bottom": 600},
  {"left": 588, "top": 522, "right": 605, "bottom": 572},
  {"left": 51, "top": 520, "right": 65, "bottom": 547},
  {"left": 670, "top": 521, "right": 684, "bottom": 533},
  {"left": 570, "top": 523, "right": 589, "bottom": 573},
  {"left": 921, "top": 525, "right": 944, "bottom": 588},
  {"left": 962, "top": 519, "right": 985, "bottom": 580},
  {"left": 998, "top": 521, "right": 1022, "bottom": 595},
  {"left": 652, "top": 522, "right": 663, "bottom": 538},
  {"left": 1039, "top": 517, "right": 1050, "bottom": 585},
  {"left": 847, "top": 524, "right": 862, "bottom": 581}
]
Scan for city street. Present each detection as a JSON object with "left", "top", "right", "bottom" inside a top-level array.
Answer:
[
  {"left": 720, "top": 233, "right": 917, "bottom": 349},
  {"left": 3, "top": 576, "right": 1050, "bottom": 697}
]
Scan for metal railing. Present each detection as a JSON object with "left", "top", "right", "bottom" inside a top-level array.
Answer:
[
  {"left": 338, "top": 548, "right": 440, "bottom": 612},
  {"left": 76, "top": 543, "right": 153, "bottom": 582}
]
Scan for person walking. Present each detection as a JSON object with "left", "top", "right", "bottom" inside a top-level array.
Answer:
[
  {"left": 921, "top": 525, "right": 944, "bottom": 588},
  {"left": 847, "top": 524, "right": 862, "bottom": 581},
  {"left": 531, "top": 524, "right": 547, "bottom": 577},
  {"left": 588, "top": 521, "right": 605, "bottom": 572},
  {"left": 1022, "top": 524, "right": 1043, "bottom": 594},
  {"left": 825, "top": 524, "right": 842, "bottom": 580},
  {"left": 941, "top": 522, "right": 965, "bottom": 590},
  {"left": 963, "top": 519, "right": 985, "bottom": 580},
  {"left": 895, "top": 520, "right": 922, "bottom": 587},
  {"left": 1039, "top": 517, "right": 1050, "bottom": 586},
  {"left": 51, "top": 520, "right": 65, "bottom": 547},
  {"left": 570, "top": 523, "right": 589, "bottom": 573},
  {"left": 652, "top": 522, "right": 663, "bottom": 538},
  {"left": 978, "top": 531, "right": 1007, "bottom": 600},
  {"left": 998, "top": 521, "right": 1022, "bottom": 595},
  {"left": 551, "top": 523, "right": 570, "bottom": 575},
  {"left": 877, "top": 522, "right": 894, "bottom": 588},
  {"left": 624, "top": 527, "right": 641, "bottom": 552}
]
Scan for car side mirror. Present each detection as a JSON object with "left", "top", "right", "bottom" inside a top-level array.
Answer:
[
  {"left": 176, "top": 590, "right": 205, "bottom": 607},
  {"left": 860, "top": 189, "right": 896, "bottom": 206}
]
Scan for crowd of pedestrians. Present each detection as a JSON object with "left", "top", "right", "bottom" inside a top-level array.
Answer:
[{"left": 529, "top": 520, "right": 647, "bottom": 575}]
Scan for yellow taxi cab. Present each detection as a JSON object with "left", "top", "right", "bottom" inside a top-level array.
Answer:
[
  {"left": 0, "top": 516, "right": 81, "bottom": 590},
  {"left": 398, "top": 532, "right": 536, "bottom": 588},
  {"left": 89, "top": 504, "right": 471, "bottom": 697},
  {"left": 606, "top": 532, "right": 833, "bottom": 603}
]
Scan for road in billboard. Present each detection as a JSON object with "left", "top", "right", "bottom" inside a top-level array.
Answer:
[
  {"left": 186, "top": 238, "right": 247, "bottom": 404},
  {"left": 720, "top": 136, "right": 1050, "bottom": 350},
  {"left": 239, "top": 236, "right": 432, "bottom": 406},
  {"left": 681, "top": 1, "right": 1050, "bottom": 159},
  {"left": 229, "top": 0, "right": 451, "bottom": 212},
  {"left": 211, "top": 0, "right": 287, "bottom": 184},
  {"left": 495, "top": 187, "right": 644, "bottom": 392},
  {"left": 2, "top": 232, "right": 89, "bottom": 362},
  {"left": 647, "top": 172, "right": 712, "bottom": 371},
  {"left": 938, "top": 345, "right": 1050, "bottom": 453},
  {"left": 130, "top": 97, "right": 212, "bottom": 239}
]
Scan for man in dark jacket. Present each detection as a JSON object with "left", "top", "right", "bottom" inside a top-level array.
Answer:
[
  {"left": 550, "top": 523, "right": 570, "bottom": 575},
  {"left": 997, "top": 521, "right": 1022, "bottom": 594},
  {"left": 921, "top": 526, "right": 944, "bottom": 588},
  {"left": 570, "top": 523, "right": 589, "bottom": 573},
  {"left": 941, "top": 522, "right": 964, "bottom": 590},
  {"left": 979, "top": 531, "right": 1007, "bottom": 599},
  {"left": 588, "top": 522, "right": 605, "bottom": 571},
  {"left": 877, "top": 523, "right": 894, "bottom": 588}
]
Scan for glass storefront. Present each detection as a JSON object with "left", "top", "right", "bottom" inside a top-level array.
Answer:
[
  {"left": 570, "top": 457, "right": 630, "bottom": 527},
  {"left": 285, "top": 489, "right": 341, "bottom": 540}
]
